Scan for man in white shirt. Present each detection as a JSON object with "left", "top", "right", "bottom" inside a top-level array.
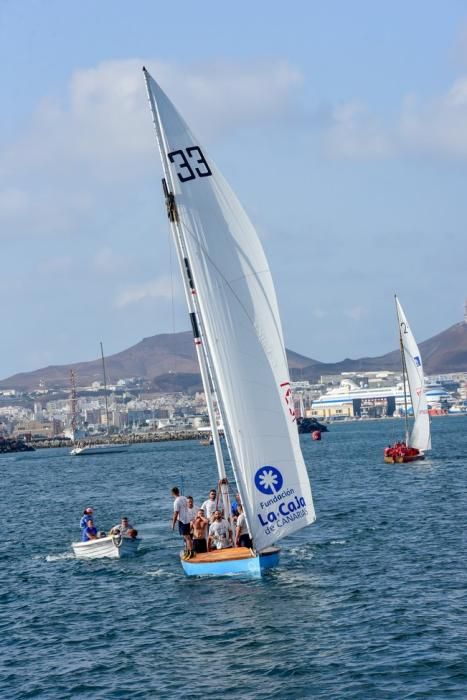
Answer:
[
  {"left": 208, "top": 510, "right": 233, "bottom": 550},
  {"left": 201, "top": 489, "right": 220, "bottom": 523},
  {"left": 186, "top": 496, "right": 198, "bottom": 525},
  {"left": 171, "top": 486, "right": 193, "bottom": 559}
]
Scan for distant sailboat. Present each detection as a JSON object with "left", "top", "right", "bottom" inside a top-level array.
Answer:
[
  {"left": 70, "top": 342, "right": 129, "bottom": 456},
  {"left": 384, "top": 296, "right": 431, "bottom": 464},
  {"left": 143, "top": 67, "right": 316, "bottom": 576}
]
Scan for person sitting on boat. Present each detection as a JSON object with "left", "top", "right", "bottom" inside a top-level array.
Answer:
[
  {"left": 109, "top": 517, "right": 132, "bottom": 537},
  {"left": 79, "top": 507, "right": 94, "bottom": 531},
  {"left": 235, "top": 504, "right": 252, "bottom": 549},
  {"left": 171, "top": 487, "right": 193, "bottom": 559},
  {"left": 81, "top": 518, "right": 99, "bottom": 542},
  {"left": 208, "top": 510, "right": 232, "bottom": 550},
  {"left": 201, "top": 489, "right": 220, "bottom": 523},
  {"left": 191, "top": 509, "right": 209, "bottom": 554}
]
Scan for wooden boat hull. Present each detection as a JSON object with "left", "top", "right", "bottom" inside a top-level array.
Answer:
[
  {"left": 70, "top": 444, "right": 130, "bottom": 456},
  {"left": 181, "top": 546, "right": 280, "bottom": 577},
  {"left": 72, "top": 535, "right": 140, "bottom": 559},
  {"left": 384, "top": 453, "right": 425, "bottom": 464}
]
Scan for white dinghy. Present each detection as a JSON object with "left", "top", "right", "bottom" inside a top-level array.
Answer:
[
  {"left": 70, "top": 443, "right": 129, "bottom": 456},
  {"left": 72, "top": 534, "right": 140, "bottom": 560}
]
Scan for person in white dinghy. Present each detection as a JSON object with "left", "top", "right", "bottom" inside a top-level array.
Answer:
[{"left": 109, "top": 516, "right": 138, "bottom": 539}]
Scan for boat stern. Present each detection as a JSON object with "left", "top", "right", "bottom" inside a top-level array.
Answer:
[{"left": 180, "top": 546, "right": 280, "bottom": 577}]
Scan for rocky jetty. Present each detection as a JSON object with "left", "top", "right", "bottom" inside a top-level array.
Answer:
[{"left": 0, "top": 438, "right": 35, "bottom": 453}]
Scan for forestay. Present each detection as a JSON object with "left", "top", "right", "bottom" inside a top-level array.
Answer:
[
  {"left": 144, "top": 70, "right": 315, "bottom": 551},
  {"left": 395, "top": 297, "right": 431, "bottom": 451}
]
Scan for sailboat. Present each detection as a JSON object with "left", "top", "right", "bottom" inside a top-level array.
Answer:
[
  {"left": 384, "top": 295, "right": 431, "bottom": 464},
  {"left": 70, "top": 343, "right": 130, "bottom": 456},
  {"left": 143, "top": 67, "right": 316, "bottom": 576}
]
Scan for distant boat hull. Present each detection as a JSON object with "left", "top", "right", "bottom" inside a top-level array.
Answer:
[
  {"left": 72, "top": 535, "right": 140, "bottom": 559},
  {"left": 181, "top": 546, "right": 280, "bottom": 577},
  {"left": 384, "top": 452, "right": 425, "bottom": 464},
  {"left": 70, "top": 443, "right": 130, "bottom": 456}
]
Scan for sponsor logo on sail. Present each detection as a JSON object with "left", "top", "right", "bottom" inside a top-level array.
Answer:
[
  {"left": 254, "top": 466, "right": 307, "bottom": 536},
  {"left": 413, "top": 355, "right": 421, "bottom": 367},
  {"left": 254, "top": 466, "right": 283, "bottom": 494}
]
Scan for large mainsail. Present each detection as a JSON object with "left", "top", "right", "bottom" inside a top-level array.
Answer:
[
  {"left": 144, "top": 69, "right": 315, "bottom": 551},
  {"left": 395, "top": 296, "right": 431, "bottom": 451}
]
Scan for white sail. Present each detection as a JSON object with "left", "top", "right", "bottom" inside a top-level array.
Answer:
[
  {"left": 144, "top": 70, "right": 315, "bottom": 551},
  {"left": 395, "top": 297, "right": 431, "bottom": 451}
]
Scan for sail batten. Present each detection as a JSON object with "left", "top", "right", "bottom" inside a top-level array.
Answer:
[
  {"left": 395, "top": 296, "right": 431, "bottom": 452},
  {"left": 144, "top": 70, "right": 315, "bottom": 550}
]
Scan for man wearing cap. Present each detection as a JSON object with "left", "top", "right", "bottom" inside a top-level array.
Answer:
[{"left": 80, "top": 507, "right": 94, "bottom": 532}]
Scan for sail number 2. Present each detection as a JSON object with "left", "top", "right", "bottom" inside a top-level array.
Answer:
[{"left": 168, "top": 147, "right": 212, "bottom": 182}]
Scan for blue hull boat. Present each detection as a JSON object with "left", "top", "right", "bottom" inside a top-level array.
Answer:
[{"left": 181, "top": 546, "right": 280, "bottom": 577}]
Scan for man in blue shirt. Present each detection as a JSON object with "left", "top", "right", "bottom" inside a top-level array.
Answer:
[
  {"left": 82, "top": 519, "right": 98, "bottom": 542},
  {"left": 80, "top": 507, "right": 94, "bottom": 531}
]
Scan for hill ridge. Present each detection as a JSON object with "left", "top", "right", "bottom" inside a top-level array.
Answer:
[{"left": 1, "top": 323, "right": 466, "bottom": 392}]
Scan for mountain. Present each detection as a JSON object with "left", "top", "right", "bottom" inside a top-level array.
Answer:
[
  {"left": 1, "top": 323, "right": 466, "bottom": 392},
  {"left": 294, "top": 322, "right": 467, "bottom": 381}
]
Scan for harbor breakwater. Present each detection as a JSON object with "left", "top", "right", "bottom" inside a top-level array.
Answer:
[{"left": 29, "top": 431, "right": 204, "bottom": 449}]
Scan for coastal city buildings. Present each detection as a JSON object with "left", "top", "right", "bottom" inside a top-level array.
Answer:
[{"left": 0, "top": 370, "right": 466, "bottom": 441}]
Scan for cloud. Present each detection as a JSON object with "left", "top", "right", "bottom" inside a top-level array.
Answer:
[
  {"left": 0, "top": 58, "right": 303, "bottom": 239},
  {"left": 322, "top": 75, "right": 467, "bottom": 161},
  {"left": 92, "top": 247, "right": 129, "bottom": 274},
  {"left": 399, "top": 78, "right": 467, "bottom": 158},
  {"left": 115, "top": 276, "right": 176, "bottom": 307},
  {"left": 0, "top": 186, "right": 92, "bottom": 238},
  {"left": 3, "top": 58, "right": 303, "bottom": 176},
  {"left": 345, "top": 306, "right": 366, "bottom": 321},
  {"left": 323, "top": 100, "right": 392, "bottom": 159},
  {"left": 311, "top": 308, "right": 327, "bottom": 319}
]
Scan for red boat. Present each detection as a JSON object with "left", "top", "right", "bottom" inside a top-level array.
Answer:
[
  {"left": 383, "top": 296, "right": 431, "bottom": 465},
  {"left": 384, "top": 442, "right": 425, "bottom": 464}
]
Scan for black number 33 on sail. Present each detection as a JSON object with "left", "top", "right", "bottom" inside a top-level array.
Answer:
[{"left": 168, "top": 146, "right": 212, "bottom": 182}]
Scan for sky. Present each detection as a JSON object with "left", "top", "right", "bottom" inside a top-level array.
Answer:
[{"left": 1, "top": 0, "right": 467, "bottom": 378}]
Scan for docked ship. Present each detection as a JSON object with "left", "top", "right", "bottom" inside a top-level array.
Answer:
[{"left": 310, "top": 378, "right": 452, "bottom": 420}]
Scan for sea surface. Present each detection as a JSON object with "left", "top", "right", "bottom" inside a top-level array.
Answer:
[{"left": 2, "top": 416, "right": 467, "bottom": 699}]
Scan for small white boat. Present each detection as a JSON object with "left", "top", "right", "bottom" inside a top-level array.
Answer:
[
  {"left": 70, "top": 443, "right": 130, "bottom": 456},
  {"left": 72, "top": 535, "right": 140, "bottom": 559}
]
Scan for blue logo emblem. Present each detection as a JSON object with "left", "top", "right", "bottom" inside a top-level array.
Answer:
[
  {"left": 254, "top": 466, "right": 284, "bottom": 494},
  {"left": 414, "top": 355, "right": 421, "bottom": 367}
]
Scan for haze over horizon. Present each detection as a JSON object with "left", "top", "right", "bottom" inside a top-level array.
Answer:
[{"left": 2, "top": 1, "right": 467, "bottom": 377}]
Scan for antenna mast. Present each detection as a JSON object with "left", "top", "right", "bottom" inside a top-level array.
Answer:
[{"left": 100, "top": 342, "right": 110, "bottom": 432}]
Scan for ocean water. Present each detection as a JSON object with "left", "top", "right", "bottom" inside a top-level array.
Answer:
[{"left": 2, "top": 416, "right": 467, "bottom": 699}]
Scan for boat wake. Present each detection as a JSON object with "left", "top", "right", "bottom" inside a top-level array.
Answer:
[
  {"left": 45, "top": 551, "right": 75, "bottom": 562},
  {"left": 146, "top": 567, "right": 177, "bottom": 578}
]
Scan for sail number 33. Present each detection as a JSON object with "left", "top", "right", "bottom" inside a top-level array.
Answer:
[{"left": 168, "top": 147, "right": 212, "bottom": 182}]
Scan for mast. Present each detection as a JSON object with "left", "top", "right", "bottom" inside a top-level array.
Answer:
[
  {"left": 142, "top": 68, "right": 234, "bottom": 525},
  {"left": 100, "top": 341, "right": 110, "bottom": 434},
  {"left": 70, "top": 369, "right": 77, "bottom": 441},
  {"left": 395, "top": 295, "right": 410, "bottom": 445}
]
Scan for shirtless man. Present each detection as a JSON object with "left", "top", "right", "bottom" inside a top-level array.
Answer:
[{"left": 191, "top": 509, "right": 209, "bottom": 554}]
